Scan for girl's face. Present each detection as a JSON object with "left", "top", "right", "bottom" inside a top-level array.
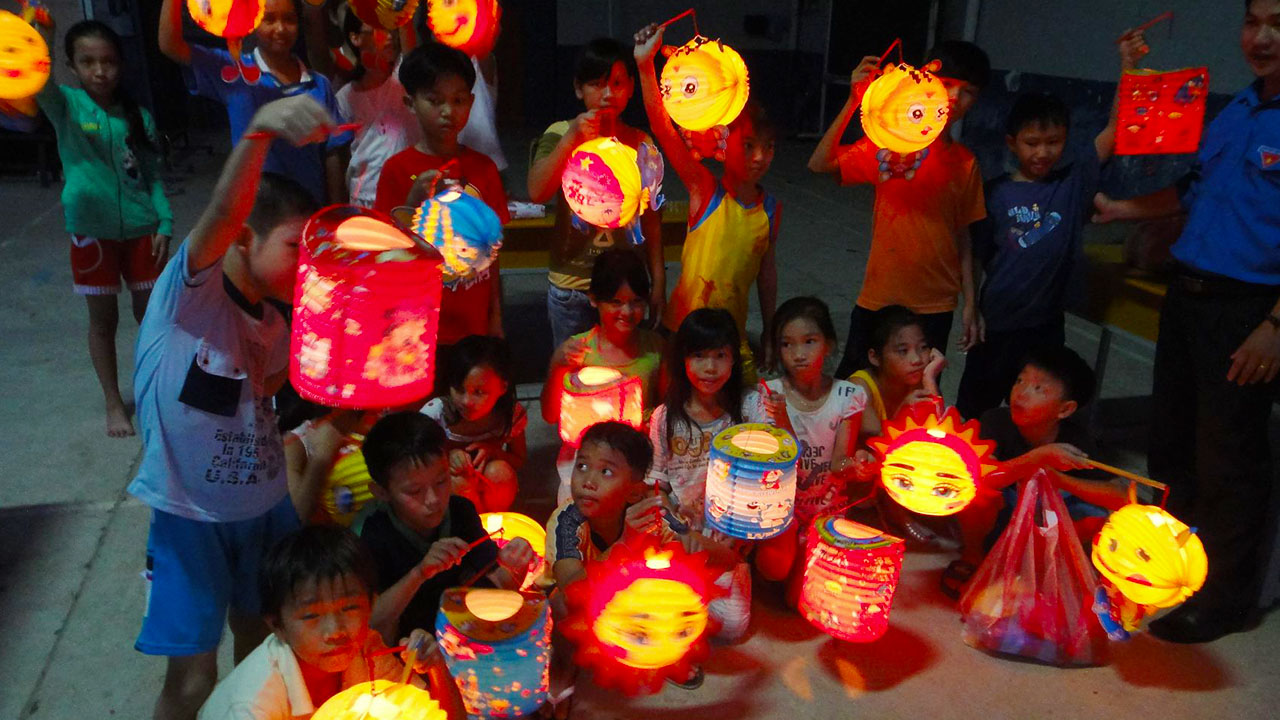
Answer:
[
  {"left": 593, "top": 281, "right": 647, "bottom": 337},
  {"left": 779, "top": 317, "right": 831, "bottom": 382},
  {"left": 350, "top": 23, "right": 395, "bottom": 73},
  {"left": 256, "top": 0, "right": 300, "bottom": 57},
  {"left": 723, "top": 118, "right": 775, "bottom": 184},
  {"left": 871, "top": 325, "right": 929, "bottom": 387},
  {"left": 684, "top": 345, "right": 734, "bottom": 399},
  {"left": 576, "top": 61, "right": 635, "bottom": 114},
  {"left": 449, "top": 364, "right": 507, "bottom": 422},
  {"left": 70, "top": 36, "right": 120, "bottom": 101}
]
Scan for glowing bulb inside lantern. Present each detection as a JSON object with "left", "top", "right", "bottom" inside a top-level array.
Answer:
[
  {"left": 927, "top": 428, "right": 946, "bottom": 439},
  {"left": 578, "top": 366, "right": 622, "bottom": 386},
  {"left": 464, "top": 588, "right": 524, "bottom": 622},
  {"left": 335, "top": 216, "right": 417, "bottom": 251},
  {"left": 437, "top": 189, "right": 463, "bottom": 202},
  {"left": 730, "top": 430, "right": 780, "bottom": 455},
  {"left": 485, "top": 514, "right": 503, "bottom": 533},
  {"left": 644, "top": 548, "right": 672, "bottom": 570}
]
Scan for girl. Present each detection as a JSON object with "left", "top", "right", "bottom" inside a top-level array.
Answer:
[
  {"left": 848, "top": 305, "right": 947, "bottom": 440},
  {"left": 37, "top": 20, "right": 174, "bottom": 438},
  {"left": 634, "top": 23, "right": 781, "bottom": 383},
  {"left": 422, "top": 335, "right": 526, "bottom": 512}
]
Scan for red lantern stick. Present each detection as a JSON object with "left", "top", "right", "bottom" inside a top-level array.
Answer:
[
  {"left": 659, "top": 7, "right": 698, "bottom": 36},
  {"left": 876, "top": 38, "right": 904, "bottom": 68},
  {"left": 1117, "top": 10, "right": 1173, "bottom": 43}
]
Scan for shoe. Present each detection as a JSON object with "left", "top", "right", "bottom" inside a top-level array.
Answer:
[
  {"left": 666, "top": 665, "right": 704, "bottom": 690},
  {"left": 1148, "top": 604, "right": 1253, "bottom": 644}
]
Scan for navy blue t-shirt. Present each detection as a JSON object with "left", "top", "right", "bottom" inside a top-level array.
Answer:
[{"left": 975, "top": 152, "right": 1101, "bottom": 332}]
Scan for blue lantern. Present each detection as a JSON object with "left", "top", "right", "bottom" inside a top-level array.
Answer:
[
  {"left": 435, "top": 588, "right": 551, "bottom": 718},
  {"left": 704, "top": 423, "right": 798, "bottom": 540},
  {"left": 407, "top": 187, "right": 503, "bottom": 289}
]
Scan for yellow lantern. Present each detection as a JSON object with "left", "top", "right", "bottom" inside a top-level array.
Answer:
[
  {"left": 320, "top": 436, "right": 374, "bottom": 526},
  {"left": 860, "top": 61, "right": 950, "bottom": 155},
  {"left": 867, "top": 402, "right": 998, "bottom": 516},
  {"left": 426, "top": 0, "right": 500, "bottom": 57},
  {"left": 1091, "top": 503, "right": 1207, "bottom": 609},
  {"left": 659, "top": 34, "right": 749, "bottom": 132},
  {"left": 0, "top": 11, "right": 51, "bottom": 101},
  {"left": 560, "top": 137, "right": 645, "bottom": 230},
  {"left": 480, "top": 511, "right": 546, "bottom": 589},
  {"left": 311, "top": 679, "right": 447, "bottom": 720}
]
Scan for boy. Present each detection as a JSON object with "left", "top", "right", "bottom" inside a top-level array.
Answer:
[
  {"left": 358, "top": 412, "right": 533, "bottom": 643},
  {"left": 198, "top": 526, "right": 466, "bottom": 719},
  {"left": 956, "top": 33, "right": 1147, "bottom": 418},
  {"left": 374, "top": 42, "right": 511, "bottom": 345},
  {"left": 129, "top": 96, "right": 332, "bottom": 720},
  {"left": 809, "top": 40, "right": 991, "bottom": 378}
]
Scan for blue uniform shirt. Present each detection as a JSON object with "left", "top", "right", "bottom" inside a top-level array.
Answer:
[{"left": 1172, "top": 82, "right": 1280, "bottom": 284}]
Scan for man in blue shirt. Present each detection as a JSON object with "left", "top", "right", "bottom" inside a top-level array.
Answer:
[{"left": 1093, "top": 0, "right": 1280, "bottom": 643}]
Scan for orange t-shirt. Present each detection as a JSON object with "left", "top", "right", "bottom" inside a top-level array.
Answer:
[{"left": 838, "top": 137, "right": 985, "bottom": 313}]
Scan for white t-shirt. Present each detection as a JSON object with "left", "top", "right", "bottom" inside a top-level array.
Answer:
[
  {"left": 336, "top": 62, "right": 422, "bottom": 208},
  {"left": 457, "top": 56, "right": 507, "bottom": 171}
]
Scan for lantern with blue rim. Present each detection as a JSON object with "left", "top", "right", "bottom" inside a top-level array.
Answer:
[{"left": 703, "top": 423, "right": 798, "bottom": 540}]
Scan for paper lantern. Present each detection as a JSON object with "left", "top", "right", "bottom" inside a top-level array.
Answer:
[
  {"left": 349, "top": 0, "right": 420, "bottom": 31},
  {"left": 291, "top": 205, "right": 443, "bottom": 409},
  {"left": 1115, "top": 67, "right": 1208, "bottom": 155},
  {"left": 557, "top": 366, "right": 643, "bottom": 445},
  {"left": 1091, "top": 503, "right": 1207, "bottom": 609},
  {"left": 799, "top": 517, "right": 904, "bottom": 642},
  {"left": 480, "top": 511, "right": 546, "bottom": 590},
  {"left": 703, "top": 423, "right": 798, "bottom": 540},
  {"left": 407, "top": 188, "right": 503, "bottom": 289},
  {"left": 860, "top": 61, "right": 949, "bottom": 155},
  {"left": 320, "top": 436, "right": 374, "bottom": 526},
  {"left": 559, "top": 138, "right": 647, "bottom": 230},
  {"left": 659, "top": 34, "right": 749, "bottom": 132},
  {"left": 426, "top": 0, "right": 500, "bottom": 57},
  {"left": 435, "top": 588, "right": 550, "bottom": 718},
  {"left": 0, "top": 10, "right": 50, "bottom": 101},
  {"left": 186, "top": 0, "right": 264, "bottom": 84},
  {"left": 312, "top": 679, "right": 447, "bottom": 720},
  {"left": 867, "top": 402, "right": 998, "bottom": 516}
]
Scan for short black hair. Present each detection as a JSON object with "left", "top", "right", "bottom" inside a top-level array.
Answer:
[
  {"left": 362, "top": 411, "right": 447, "bottom": 488},
  {"left": 247, "top": 173, "right": 317, "bottom": 239},
  {"left": 589, "top": 248, "right": 651, "bottom": 301},
  {"left": 926, "top": 40, "right": 991, "bottom": 89},
  {"left": 1020, "top": 345, "right": 1097, "bottom": 406},
  {"left": 259, "top": 525, "right": 377, "bottom": 620},
  {"left": 399, "top": 41, "right": 476, "bottom": 97},
  {"left": 574, "top": 37, "right": 637, "bottom": 87},
  {"left": 865, "top": 305, "right": 928, "bottom": 366},
  {"left": 770, "top": 296, "right": 837, "bottom": 369},
  {"left": 580, "top": 421, "right": 652, "bottom": 478},
  {"left": 441, "top": 335, "right": 517, "bottom": 433},
  {"left": 1006, "top": 92, "right": 1071, "bottom": 136},
  {"left": 729, "top": 99, "right": 777, "bottom": 142}
]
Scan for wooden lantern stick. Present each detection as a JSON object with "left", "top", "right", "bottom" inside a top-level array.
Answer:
[
  {"left": 659, "top": 8, "right": 698, "bottom": 36},
  {"left": 1117, "top": 10, "right": 1173, "bottom": 43},
  {"left": 1085, "top": 458, "right": 1170, "bottom": 507}
]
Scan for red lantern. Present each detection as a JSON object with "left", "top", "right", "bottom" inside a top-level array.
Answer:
[
  {"left": 1115, "top": 67, "right": 1208, "bottom": 155},
  {"left": 799, "top": 517, "right": 904, "bottom": 642},
  {"left": 557, "top": 366, "right": 643, "bottom": 446},
  {"left": 291, "top": 205, "right": 443, "bottom": 409},
  {"left": 426, "top": 0, "right": 500, "bottom": 57},
  {"left": 348, "top": 0, "right": 420, "bottom": 31},
  {"left": 186, "top": 0, "right": 264, "bottom": 84}
]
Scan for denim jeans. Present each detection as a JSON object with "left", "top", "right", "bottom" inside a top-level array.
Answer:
[
  {"left": 956, "top": 318, "right": 1065, "bottom": 419},
  {"left": 546, "top": 284, "right": 597, "bottom": 349}
]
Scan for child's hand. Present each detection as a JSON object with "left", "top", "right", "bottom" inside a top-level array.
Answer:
[
  {"left": 247, "top": 95, "right": 335, "bottom": 146},
  {"left": 633, "top": 23, "right": 664, "bottom": 64},
  {"left": 569, "top": 107, "right": 616, "bottom": 144},
  {"left": 417, "top": 537, "right": 470, "bottom": 579},
  {"left": 409, "top": 169, "right": 443, "bottom": 200},
  {"left": 1028, "top": 443, "right": 1092, "bottom": 472},
  {"left": 1117, "top": 29, "right": 1149, "bottom": 71},
  {"left": 958, "top": 307, "right": 985, "bottom": 352},
  {"left": 849, "top": 55, "right": 882, "bottom": 98},
  {"left": 1092, "top": 192, "right": 1126, "bottom": 224},
  {"left": 466, "top": 442, "right": 492, "bottom": 470},
  {"left": 679, "top": 531, "right": 704, "bottom": 555},
  {"left": 923, "top": 348, "right": 947, "bottom": 394},
  {"left": 448, "top": 448, "right": 472, "bottom": 473},
  {"left": 497, "top": 537, "right": 535, "bottom": 577},
  {"left": 624, "top": 495, "right": 670, "bottom": 537},
  {"left": 759, "top": 381, "right": 788, "bottom": 426},
  {"left": 151, "top": 234, "right": 170, "bottom": 269},
  {"left": 398, "top": 629, "right": 441, "bottom": 674},
  {"left": 852, "top": 449, "right": 879, "bottom": 482}
]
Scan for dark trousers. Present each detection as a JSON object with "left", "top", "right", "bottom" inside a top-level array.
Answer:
[
  {"left": 1149, "top": 282, "right": 1279, "bottom": 614},
  {"left": 956, "top": 319, "right": 1066, "bottom": 419},
  {"left": 835, "top": 305, "right": 955, "bottom": 379}
]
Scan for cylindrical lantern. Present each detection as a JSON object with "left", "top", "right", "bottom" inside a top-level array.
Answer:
[
  {"left": 703, "top": 423, "right": 798, "bottom": 540},
  {"left": 659, "top": 35, "right": 750, "bottom": 132},
  {"left": 799, "top": 516, "right": 905, "bottom": 642},
  {"left": 560, "top": 137, "right": 643, "bottom": 229},
  {"left": 312, "top": 679, "right": 447, "bottom": 720},
  {"left": 480, "top": 511, "right": 547, "bottom": 590},
  {"left": 867, "top": 403, "right": 998, "bottom": 517},
  {"left": 557, "top": 366, "right": 643, "bottom": 445},
  {"left": 321, "top": 436, "right": 374, "bottom": 526},
  {"left": 860, "top": 61, "right": 950, "bottom": 155},
  {"left": 407, "top": 187, "right": 503, "bottom": 288},
  {"left": 291, "top": 205, "right": 443, "bottom": 409},
  {"left": 435, "top": 588, "right": 550, "bottom": 719},
  {"left": 426, "top": 0, "right": 500, "bottom": 57},
  {"left": 1091, "top": 503, "right": 1207, "bottom": 609},
  {"left": 0, "top": 11, "right": 50, "bottom": 100}
]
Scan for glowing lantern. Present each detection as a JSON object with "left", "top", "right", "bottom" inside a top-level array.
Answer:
[
  {"left": 659, "top": 34, "right": 749, "bottom": 132},
  {"left": 348, "top": 0, "right": 420, "bottom": 31},
  {"left": 290, "top": 205, "right": 443, "bottom": 409},
  {"left": 312, "top": 679, "right": 447, "bottom": 720},
  {"left": 480, "top": 511, "right": 546, "bottom": 590},
  {"left": 557, "top": 366, "right": 643, "bottom": 446},
  {"left": 320, "top": 436, "right": 374, "bottom": 526},
  {"left": 1115, "top": 67, "right": 1209, "bottom": 155},
  {"left": 426, "top": 0, "right": 501, "bottom": 57},
  {"left": 703, "top": 423, "right": 798, "bottom": 540},
  {"left": 561, "top": 138, "right": 665, "bottom": 233},
  {"left": 1092, "top": 503, "right": 1207, "bottom": 609},
  {"left": 186, "top": 0, "right": 264, "bottom": 84},
  {"left": 0, "top": 11, "right": 50, "bottom": 101},
  {"left": 434, "top": 588, "right": 550, "bottom": 718},
  {"left": 867, "top": 402, "right": 998, "bottom": 516},
  {"left": 860, "top": 61, "right": 949, "bottom": 155},
  {"left": 406, "top": 188, "right": 503, "bottom": 289},
  {"left": 799, "top": 516, "right": 904, "bottom": 642}
]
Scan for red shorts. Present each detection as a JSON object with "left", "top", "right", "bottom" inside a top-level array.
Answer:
[{"left": 70, "top": 234, "right": 161, "bottom": 295}]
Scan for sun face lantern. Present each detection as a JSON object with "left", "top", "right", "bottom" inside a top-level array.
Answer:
[
  {"left": 426, "top": 0, "right": 500, "bottom": 57},
  {"left": 405, "top": 187, "right": 503, "bottom": 289},
  {"left": 186, "top": 0, "right": 264, "bottom": 83},
  {"left": 1091, "top": 503, "right": 1207, "bottom": 609},
  {"left": 799, "top": 517, "right": 905, "bottom": 642},
  {"left": 312, "top": 679, "right": 447, "bottom": 720},
  {"left": 860, "top": 61, "right": 950, "bottom": 155},
  {"left": 659, "top": 34, "right": 749, "bottom": 133},
  {"left": 703, "top": 423, "right": 798, "bottom": 540},
  {"left": 0, "top": 11, "right": 50, "bottom": 101},
  {"left": 558, "top": 366, "right": 644, "bottom": 446},
  {"left": 349, "top": 0, "right": 421, "bottom": 31},
  {"left": 480, "top": 511, "right": 547, "bottom": 590},
  {"left": 435, "top": 588, "right": 550, "bottom": 718},
  {"left": 867, "top": 403, "right": 998, "bottom": 517},
  {"left": 320, "top": 435, "right": 374, "bottom": 526},
  {"left": 291, "top": 205, "right": 443, "bottom": 409}
]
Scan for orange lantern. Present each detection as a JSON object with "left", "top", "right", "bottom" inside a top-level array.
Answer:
[
  {"left": 557, "top": 366, "right": 643, "bottom": 446},
  {"left": 435, "top": 588, "right": 550, "bottom": 718},
  {"left": 480, "top": 511, "right": 546, "bottom": 590},
  {"left": 426, "top": 0, "right": 501, "bottom": 57},
  {"left": 703, "top": 423, "right": 798, "bottom": 540},
  {"left": 1115, "top": 67, "right": 1209, "bottom": 155},
  {"left": 320, "top": 436, "right": 374, "bottom": 526},
  {"left": 1091, "top": 503, "right": 1207, "bottom": 609},
  {"left": 348, "top": 0, "right": 420, "bottom": 31},
  {"left": 867, "top": 401, "right": 998, "bottom": 516},
  {"left": 291, "top": 205, "right": 443, "bottom": 409},
  {"left": 186, "top": 0, "right": 264, "bottom": 83},
  {"left": 659, "top": 34, "right": 749, "bottom": 132},
  {"left": 799, "top": 517, "right": 904, "bottom": 642},
  {"left": 312, "top": 679, "right": 447, "bottom": 720},
  {"left": 0, "top": 10, "right": 50, "bottom": 101},
  {"left": 860, "top": 60, "right": 950, "bottom": 155}
]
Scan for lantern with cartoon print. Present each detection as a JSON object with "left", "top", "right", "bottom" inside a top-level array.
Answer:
[
  {"left": 320, "top": 436, "right": 375, "bottom": 526},
  {"left": 480, "top": 512, "right": 547, "bottom": 590},
  {"left": 560, "top": 138, "right": 664, "bottom": 242},
  {"left": 1115, "top": 67, "right": 1209, "bottom": 155},
  {"left": 659, "top": 34, "right": 749, "bottom": 132},
  {"left": 312, "top": 679, "right": 447, "bottom": 720},
  {"left": 703, "top": 423, "right": 798, "bottom": 540},
  {"left": 0, "top": 10, "right": 49, "bottom": 101},
  {"left": 186, "top": 0, "right": 264, "bottom": 83},
  {"left": 558, "top": 366, "right": 644, "bottom": 446},
  {"left": 394, "top": 185, "right": 503, "bottom": 289},
  {"left": 349, "top": 0, "right": 420, "bottom": 31},
  {"left": 291, "top": 205, "right": 443, "bottom": 409},
  {"left": 799, "top": 517, "right": 905, "bottom": 642},
  {"left": 860, "top": 60, "right": 950, "bottom": 155},
  {"left": 426, "top": 0, "right": 501, "bottom": 57}
]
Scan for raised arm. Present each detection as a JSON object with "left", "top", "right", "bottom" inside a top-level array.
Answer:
[
  {"left": 808, "top": 55, "right": 879, "bottom": 174},
  {"left": 528, "top": 114, "right": 602, "bottom": 203},
  {"left": 1096, "top": 29, "right": 1149, "bottom": 162},
  {"left": 158, "top": 0, "right": 192, "bottom": 65}
]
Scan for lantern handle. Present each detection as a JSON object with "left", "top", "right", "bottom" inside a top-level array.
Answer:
[
  {"left": 1084, "top": 458, "right": 1170, "bottom": 507},
  {"left": 1118, "top": 10, "right": 1173, "bottom": 43},
  {"left": 659, "top": 8, "right": 699, "bottom": 36},
  {"left": 877, "top": 38, "right": 904, "bottom": 68}
]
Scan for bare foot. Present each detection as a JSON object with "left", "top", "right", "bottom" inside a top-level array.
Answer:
[{"left": 106, "top": 404, "right": 136, "bottom": 437}]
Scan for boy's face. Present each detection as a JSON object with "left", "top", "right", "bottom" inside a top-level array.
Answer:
[
  {"left": 381, "top": 454, "right": 452, "bottom": 536},
  {"left": 939, "top": 76, "right": 980, "bottom": 124},
  {"left": 271, "top": 573, "right": 372, "bottom": 675},
  {"left": 570, "top": 440, "right": 640, "bottom": 522},
  {"left": 724, "top": 118, "right": 775, "bottom": 184},
  {"left": 590, "top": 281, "right": 646, "bottom": 337},
  {"left": 1007, "top": 121, "right": 1067, "bottom": 181},
  {"left": 256, "top": 0, "right": 299, "bottom": 58},
  {"left": 575, "top": 61, "right": 635, "bottom": 115},
  {"left": 244, "top": 218, "right": 304, "bottom": 302},
  {"left": 408, "top": 73, "right": 474, "bottom": 146},
  {"left": 1009, "top": 364, "right": 1077, "bottom": 430},
  {"left": 1243, "top": 0, "right": 1280, "bottom": 81}
]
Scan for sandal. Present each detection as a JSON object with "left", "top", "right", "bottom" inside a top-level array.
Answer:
[
  {"left": 666, "top": 665, "right": 705, "bottom": 690},
  {"left": 940, "top": 559, "right": 978, "bottom": 601},
  {"left": 538, "top": 686, "right": 575, "bottom": 719}
]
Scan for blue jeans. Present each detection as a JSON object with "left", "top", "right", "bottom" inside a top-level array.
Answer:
[{"left": 547, "top": 284, "right": 597, "bottom": 349}]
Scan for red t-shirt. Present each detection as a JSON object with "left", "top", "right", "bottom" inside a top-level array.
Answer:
[{"left": 374, "top": 146, "right": 511, "bottom": 344}]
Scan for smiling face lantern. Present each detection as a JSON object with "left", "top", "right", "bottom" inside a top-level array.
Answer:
[
  {"left": 860, "top": 60, "right": 950, "bottom": 155},
  {"left": 186, "top": 0, "right": 264, "bottom": 83},
  {"left": 659, "top": 34, "right": 749, "bottom": 133},
  {"left": 426, "top": 0, "right": 500, "bottom": 57},
  {"left": 1092, "top": 504, "right": 1207, "bottom": 609},
  {"left": 0, "top": 11, "right": 51, "bottom": 100},
  {"left": 867, "top": 403, "right": 998, "bottom": 516},
  {"left": 311, "top": 679, "right": 447, "bottom": 720}
]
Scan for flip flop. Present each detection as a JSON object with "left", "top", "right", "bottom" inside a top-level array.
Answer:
[
  {"left": 538, "top": 685, "right": 575, "bottom": 719},
  {"left": 666, "top": 665, "right": 705, "bottom": 690},
  {"left": 940, "top": 559, "right": 978, "bottom": 601}
]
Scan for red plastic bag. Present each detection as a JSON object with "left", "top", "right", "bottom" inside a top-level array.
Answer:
[{"left": 959, "top": 470, "right": 1108, "bottom": 666}]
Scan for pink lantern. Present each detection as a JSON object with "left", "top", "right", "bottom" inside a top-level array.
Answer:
[
  {"left": 291, "top": 205, "right": 443, "bottom": 409},
  {"left": 799, "top": 516, "right": 905, "bottom": 642},
  {"left": 558, "top": 366, "right": 643, "bottom": 446}
]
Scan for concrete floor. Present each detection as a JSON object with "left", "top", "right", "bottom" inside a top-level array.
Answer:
[{"left": 3, "top": 134, "right": 1278, "bottom": 720}]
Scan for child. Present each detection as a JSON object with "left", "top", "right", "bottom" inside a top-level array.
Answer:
[
  {"left": 527, "top": 38, "right": 665, "bottom": 347},
  {"left": 358, "top": 412, "right": 534, "bottom": 644},
  {"left": 374, "top": 42, "right": 510, "bottom": 344},
  {"left": 197, "top": 525, "right": 466, "bottom": 719},
  {"left": 956, "top": 33, "right": 1147, "bottom": 418},
  {"left": 35, "top": 20, "right": 174, "bottom": 437},
  {"left": 159, "top": 0, "right": 352, "bottom": 204},
  {"left": 127, "top": 96, "right": 332, "bottom": 720},
  {"left": 421, "top": 335, "right": 527, "bottom": 513},
  {"left": 634, "top": 23, "right": 781, "bottom": 383},
  {"left": 849, "top": 306, "right": 947, "bottom": 440},
  {"left": 809, "top": 41, "right": 991, "bottom": 378}
]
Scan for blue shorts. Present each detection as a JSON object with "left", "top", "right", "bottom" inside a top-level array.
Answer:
[{"left": 136, "top": 495, "right": 299, "bottom": 656}]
